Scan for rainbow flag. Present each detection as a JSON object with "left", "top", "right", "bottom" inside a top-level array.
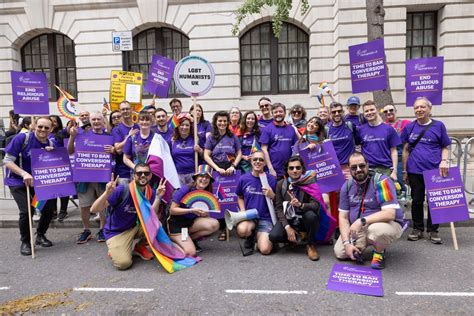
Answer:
[
  {"left": 134, "top": 103, "right": 145, "bottom": 113},
  {"left": 169, "top": 115, "right": 179, "bottom": 129},
  {"left": 129, "top": 181, "right": 200, "bottom": 273},
  {"left": 376, "top": 178, "right": 394, "bottom": 203},
  {"left": 319, "top": 81, "right": 331, "bottom": 94},
  {"left": 55, "top": 85, "right": 77, "bottom": 120},
  {"left": 317, "top": 93, "right": 325, "bottom": 107},
  {"left": 31, "top": 194, "right": 46, "bottom": 212},
  {"left": 250, "top": 137, "right": 261, "bottom": 154}
]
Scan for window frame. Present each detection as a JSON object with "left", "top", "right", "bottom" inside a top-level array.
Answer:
[
  {"left": 406, "top": 11, "right": 438, "bottom": 60},
  {"left": 21, "top": 33, "right": 77, "bottom": 101},
  {"left": 240, "top": 22, "right": 309, "bottom": 96}
]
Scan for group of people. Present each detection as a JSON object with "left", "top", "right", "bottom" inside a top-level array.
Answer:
[{"left": 3, "top": 94, "right": 451, "bottom": 271}]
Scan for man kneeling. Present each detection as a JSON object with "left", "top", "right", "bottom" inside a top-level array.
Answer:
[
  {"left": 91, "top": 163, "right": 166, "bottom": 270},
  {"left": 334, "top": 152, "right": 404, "bottom": 269}
]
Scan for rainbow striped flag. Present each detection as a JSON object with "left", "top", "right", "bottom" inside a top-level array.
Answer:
[
  {"left": 375, "top": 178, "right": 394, "bottom": 204},
  {"left": 316, "top": 93, "right": 325, "bottom": 107},
  {"left": 31, "top": 194, "right": 46, "bottom": 212},
  {"left": 250, "top": 137, "right": 261, "bottom": 154},
  {"left": 134, "top": 103, "right": 146, "bottom": 113},
  {"left": 169, "top": 115, "right": 179, "bottom": 129},
  {"left": 129, "top": 181, "right": 200, "bottom": 273},
  {"left": 319, "top": 81, "right": 331, "bottom": 94}
]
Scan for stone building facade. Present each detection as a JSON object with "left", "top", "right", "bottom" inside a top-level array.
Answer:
[{"left": 0, "top": 0, "right": 473, "bottom": 135}]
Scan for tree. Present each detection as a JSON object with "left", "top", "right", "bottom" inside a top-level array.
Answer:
[{"left": 232, "top": 0, "right": 393, "bottom": 107}]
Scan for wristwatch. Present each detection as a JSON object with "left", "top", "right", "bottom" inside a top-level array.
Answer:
[{"left": 360, "top": 217, "right": 367, "bottom": 226}]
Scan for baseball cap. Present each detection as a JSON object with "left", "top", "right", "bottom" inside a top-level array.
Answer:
[{"left": 346, "top": 96, "right": 361, "bottom": 106}]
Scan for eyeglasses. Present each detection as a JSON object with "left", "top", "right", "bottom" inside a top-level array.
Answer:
[
  {"left": 331, "top": 110, "right": 343, "bottom": 115},
  {"left": 112, "top": 115, "right": 122, "bottom": 120},
  {"left": 350, "top": 163, "right": 367, "bottom": 172},
  {"left": 292, "top": 111, "right": 302, "bottom": 115},
  {"left": 288, "top": 166, "right": 302, "bottom": 171},
  {"left": 259, "top": 104, "right": 270, "bottom": 109},
  {"left": 252, "top": 158, "right": 265, "bottom": 162},
  {"left": 136, "top": 171, "right": 151, "bottom": 177},
  {"left": 37, "top": 125, "right": 51, "bottom": 131},
  {"left": 383, "top": 109, "right": 395, "bottom": 114}
]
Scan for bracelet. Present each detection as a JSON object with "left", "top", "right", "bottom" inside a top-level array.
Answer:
[{"left": 342, "top": 240, "right": 350, "bottom": 246}]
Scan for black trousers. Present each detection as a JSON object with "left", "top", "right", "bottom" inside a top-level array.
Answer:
[
  {"left": 10, "top": 185, "right": 56, "bottom": 242},
  {"left": 269, "top": 210, "right": 320, "bottom": 245},
  {"left": 408, "top": 173, "right": 439, "bottom": 232}
]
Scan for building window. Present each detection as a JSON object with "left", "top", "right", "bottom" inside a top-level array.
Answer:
[
  {"left": 406, "top": 12, "right": 437, "bottom": 59},
  {"left": 21, "top": 33, "right": 77, "bottom": 100},
  {"left": 240, "top": 22, "right": 309, "bottom": 95},
  {"left": 123, "top": 28, "right": 189, "bottom": 97}
]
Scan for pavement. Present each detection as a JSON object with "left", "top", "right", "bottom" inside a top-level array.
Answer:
[{"left": 0, "top": 227, "right": 473, "bottom": 314}]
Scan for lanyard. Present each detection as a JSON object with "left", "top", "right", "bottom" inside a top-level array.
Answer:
[{"left": 356, "top": 180, "right": 369, "bottom": 219}]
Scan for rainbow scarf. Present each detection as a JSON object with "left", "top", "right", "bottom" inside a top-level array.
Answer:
[
  {"left": 129, "top": 182, "right": 200, "bottom": 273},
  {"left": 375, "top": 178, "right": 394, "bottom": 204},
  {"left": 289, "top": 170, "right": 336, "bottom": 242},
  {"left": 31, "top": 194, "right": 46, "bottom": 212}
]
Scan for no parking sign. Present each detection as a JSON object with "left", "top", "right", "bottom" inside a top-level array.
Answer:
[{"left": 173, "top": 56, "right": 215, "bottom": 97}]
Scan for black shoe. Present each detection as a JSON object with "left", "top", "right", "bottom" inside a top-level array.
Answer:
[
  {"left": 193, "top": 240, "right": 203, "bottom": 253},
  {"left": 36, "top": 235, "right": 53, "bottom": 247},
  {"left": 57, "top": 211, "right": 68, "bottom": 222},
  {"left": 20, "top": 242, "right": 32, "bottom": 256}
]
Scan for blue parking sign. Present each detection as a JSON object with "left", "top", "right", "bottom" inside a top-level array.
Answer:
[{"left": 113, "top": 37, "right": 120, "bottom": 44}]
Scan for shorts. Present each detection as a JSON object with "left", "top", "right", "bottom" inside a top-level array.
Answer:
[
  {"left": 78, "top": 183, "right": 105, "bottom": 208},
  {"left": 167, "top": 215, "right": 197, "bottom": 235},
  {"left": 256, "top": 219, "right": 273, "bottom": 234}
]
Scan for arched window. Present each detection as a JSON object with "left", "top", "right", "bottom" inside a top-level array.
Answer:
[
  {"left": 123, "top": 27, "right": 189, "bottom": 97},
  {"left": 240, "top": 22, "right": 309, "bottom": 95},
  {"left": 21, "top": 33, "right": 77, "bottom": 100}
]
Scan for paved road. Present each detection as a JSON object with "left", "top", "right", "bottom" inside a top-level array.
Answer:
[{"left": 0, "top": 227, "right": 473, "bottom": 314}]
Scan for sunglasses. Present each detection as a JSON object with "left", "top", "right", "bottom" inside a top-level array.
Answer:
[
  {"left": 112, "top": 115, "right": 122, "bottom": 120},
  {"left": 288, "top": 166, "right": 302, "bottom": 171},
  {"left": 383, "top": 109, "right": 395, "bottom": 114},
  {"left": 331, "top": 110, "right": 343, "bottom": 114},
  {"left": 252, "top": 158, "right": 265, "bottom": 162},
  {"left": 136, "top": 171, "right": 151, "bottom": 177},
  {"left": 350, "top": 163, "right": 367, "bottom": 172},
  {"left": 292, "top": 111, "right": 302, "bottom": 115},
  {"left": 37, "top": 125, "right": 51, "bottom": 131},
  {"left": 259, "top": 104, "right": 270, "bottom": 109}
]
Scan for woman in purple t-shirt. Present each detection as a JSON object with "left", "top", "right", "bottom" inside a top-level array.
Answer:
[
  {"left": 238, "top": 111, "right": 261, "bottom": 173},
  {"left": 293, "top": 116, "right": 326, "bottom": 155},
  {"left": 123, "top": 111, "right": 155, "bottom": 170},
  {"left": 170, "top": 114, "right": 204, "bottom": 186},
  {"left": 168, "top": 165, "right": 220, "bottom": 256},
  {"left": 189, "top": 103, "right": 211, "bottom": 145}
]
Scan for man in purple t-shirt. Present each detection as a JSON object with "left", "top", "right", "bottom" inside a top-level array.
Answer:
[
  {"left": 334, "top": 152, "right": 403, "bottom": 270},
  {"left": 260, "top": 103, "right": 300, "bottom": 178},
  {"left": 91, "top": 163, "right": 166, "bottom": 270},
  {"left": 356, "top": 100, "right": 400, "bottom": 181},
  {"left": 235, "top": 151, "right": 277, "bottom": 256},
  {"left": 154, "top": 108, "right": 173, "bottom": 142},
  {"left": 344, "top": 96, "right": 367, "bottom": 127},
  {"left": 4, "top": 117, "right": 57, "bottom": 256},
  {"left": 401, "top": 97, "right": 451, "bottom": 244}
]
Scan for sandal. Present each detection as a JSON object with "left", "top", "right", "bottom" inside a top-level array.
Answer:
[{"left": 218, "top": 230, "right": 227, "bottom": 241}]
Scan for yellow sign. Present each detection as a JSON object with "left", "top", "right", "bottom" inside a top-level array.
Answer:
[{"left": 109, "top": 70, "right": 143, "bottom": 110}]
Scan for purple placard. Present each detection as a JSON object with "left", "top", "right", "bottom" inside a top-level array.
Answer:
[
  {"left": 406, "top": 56, "right": 444, "bottom": 106},
  {"left": 211, "top": 171, "right": 240, "bottom": 219},
  {"left": 10, "top": 71, "right": 49, "bottom": 115},
  {"left": 73, "top": 133, "right": 113, "bottom": 183},
  {"left": 144, "top": 55, "right": 177, "bottom": 97},
  {"left": 299, "top": 141, "right": 345, "bottom": 193},
  {"left": 423, "top": 167, "right": 469, "bottom": 224},
  {"left": 349, "top": 39, "right": 387, "bottom": 93},
  {"left": 31, "top": 148, "right": 76, "bottom": 200},
  {"left": 327, "top": 264, "right": 384, "bottom": 297}
]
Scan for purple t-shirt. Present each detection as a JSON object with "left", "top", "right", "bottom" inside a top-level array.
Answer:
[
  {"left": 236, "top": 172, "right": 277, "bottom": 221},
  {"left": 104, "top": 184, "right": 156, "bottom": 240},
  {"left": 204, "top": 134, "right": 241, "bottom": 164},
  {"left": 259, "top": 123, "right": 299, "bottom": 176},
  {"left": 170, "top": 136, "right": 203, "bottom": 174},
  {"left": 356, "top": 123, "right": 401, "bottom": 168},
  {"left": 197, "top": 121, "right": 212, "bottom": 144},
  {"left": 258, "top": 117, "right": 273, "bottom": 128},
  {"left": 327, "top": 121, "right": 356, "bottom": 164},
  {"left": 124, "top": 132, "right": 155, "bottom": 164},
  {"left": 401, "top": 119, "right": 451, "bottom": 175},
  {"left": 240, "top": 132, "right": 260, "bottom": 156},
  {"left": 112, "top": 123, "right": 139, "bottom": 178},
  {"left": 339, "top": 174, "right": 403, "bottom": 225},
  {"left": 344, "top": 114, "right": 367, "bottom": 127},
  {"left": 171, "top": 185, "right": 199, "bottom": 219},
  {"left": 156, "top": 126, "right": 173, "bottom": 143},
  {"left": 4, "top": 133, "right": 52, "bottom": 186}
]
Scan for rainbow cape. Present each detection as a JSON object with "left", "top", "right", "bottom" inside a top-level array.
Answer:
[
  {"left": 55, "top": 85, "right": 77, "bottom": 120},
  {"left": 289, "top": 170, "right": 336, "bottom": 242},
  {"left": 375, "top": 178, "right": 394, "bottom": 204},
  {"left": 129, "top": 181, "right": 200, "bottom": 273},
  {"left": 31, "top": 194, "right": 46, "bottom": 212},
  {"left": 169, "top": 115, "right": 179, "bottom": 129}
]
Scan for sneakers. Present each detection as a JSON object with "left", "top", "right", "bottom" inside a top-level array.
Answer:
[
  {"left": 429, "top": 232, "right": 443, "bottom": 244},
  {"left": 306, "top": 244, "right": 320, "bottom": 261},
  {"left": 132, "top": 243, "right": 154, "bottom": 260},
  {"left": 57, "top": 211, "right": 68, "bottom": 222},
  {"left": 371, "top": 251, "right": 385, "bottom": 270},
  {"left": 407, "top": 229, "right": 424, "bottom": 241},
  {"left": 77, "top": 230, "right": 92, "bottom": 244},
  {"left": 96, "top": 229, "right": 106, "bottom": 242}
]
